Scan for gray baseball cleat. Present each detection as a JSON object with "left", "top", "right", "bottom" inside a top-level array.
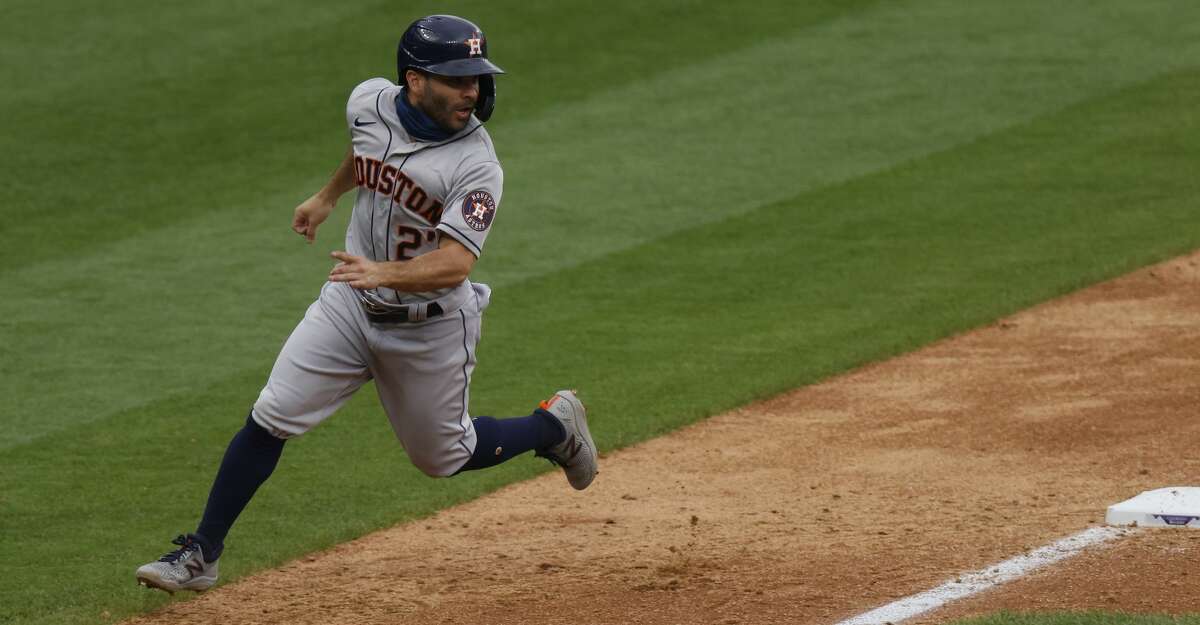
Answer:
[
  {"left": 135, "top": 534, "right": 218, "bottom": 593},
  {"left": 535, "top": 389, "right": 598, "bottom": 490}
]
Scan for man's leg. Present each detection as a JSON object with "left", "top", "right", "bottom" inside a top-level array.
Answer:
[
  {"left": 192, "top": 413, "right": 286, "bottom": 560},
  {"left": 455, "top": 411, "right": 564, "bottom": 472},
  {"left": 136, "top": 283, "right": 372, "bottom": 593},
  {"left": 367, "top": 286, "right": 597, "bottom": 486},
  {"left": 456, "top": 389, "right": 597, "bottom": 491}
]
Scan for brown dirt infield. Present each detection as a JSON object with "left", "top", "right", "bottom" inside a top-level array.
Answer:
[{"left": 127, "top": 252, "right": 1200, "bottom": 625}]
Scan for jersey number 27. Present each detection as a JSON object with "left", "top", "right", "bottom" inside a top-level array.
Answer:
[{"left": 396, "top": 225, "right": 437, "bottom": 260}]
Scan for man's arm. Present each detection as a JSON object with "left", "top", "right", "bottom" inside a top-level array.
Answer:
[
  {"left": 292, "top": 146, "right": 356, "bottom": 243},
  {"left": 328, "top": 235, "right": 477, "bottom": 292}
]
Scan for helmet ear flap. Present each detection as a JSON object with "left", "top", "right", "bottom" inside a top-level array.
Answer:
[
  {"left": 396, "top": 36, "right": 412, "bottom": 86},
  {"left": 475, "top": 74, "right": 496, "bottom": 122}
]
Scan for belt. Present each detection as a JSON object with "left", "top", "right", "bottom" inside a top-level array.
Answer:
[
  {"left": 361, "top": 300, "right": 445, "bottom": 323},
  {"left": 353, "top": 283, "right": 473, "bottom": 324}
]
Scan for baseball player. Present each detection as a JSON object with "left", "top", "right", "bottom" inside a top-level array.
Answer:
[{"left": 135, "top": 15, "right": 597, "bottom": 594}]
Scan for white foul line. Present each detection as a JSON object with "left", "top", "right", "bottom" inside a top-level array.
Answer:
[{"left": 833, "top": 526, "right": 1129, "bottom": 625}]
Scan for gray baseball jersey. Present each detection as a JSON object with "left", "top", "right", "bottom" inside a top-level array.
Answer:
[
  {"left": 250, "top": 78, "right": 503, "bottom": 477},
  {"left": 345, "top": 77, "right": 502, "bottom": 308}
]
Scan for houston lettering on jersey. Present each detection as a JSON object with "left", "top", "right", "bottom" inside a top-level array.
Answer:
[{"left": 353, "top": 155, "right": 444, "bottom": 225}]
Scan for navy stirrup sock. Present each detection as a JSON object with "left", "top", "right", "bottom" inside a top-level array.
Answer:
[
  {"left": 456, "top": 413, "right": 565, "bottom": 473},
  {"left": 195, "top": 413, "right": 286, "bottom": 561}
]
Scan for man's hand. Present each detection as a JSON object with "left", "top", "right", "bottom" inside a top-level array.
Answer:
[
  {"left": 327, "top": 239, "right": 475, "bottom": 292},
  {"left": 293, "top": 147, "right": 356, "bottom": 242},
  {"left": 292, "top": 193, "right": 337, "bottom": 243},
  {"left": 328, "top": 251, "right": 389, "bottom": 289}
]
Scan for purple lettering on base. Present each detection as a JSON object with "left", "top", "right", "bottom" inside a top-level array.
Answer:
[{"left": 1154, "top": 514, "right": 1198, "bottom": 526}]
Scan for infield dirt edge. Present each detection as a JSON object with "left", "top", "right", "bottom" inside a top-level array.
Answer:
[{"left": 124, "top": 250, "right": 1200, "bottom": 625}]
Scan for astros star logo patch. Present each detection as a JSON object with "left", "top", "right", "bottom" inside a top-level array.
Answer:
[
  {"left": 461, "top": 190, "right": 496, "bottom": 231},
  {"left": 466, "top": 32, "right": 483, "bottom": 57}
]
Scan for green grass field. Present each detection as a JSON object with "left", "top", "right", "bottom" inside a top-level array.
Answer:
[{"left": 2, "top": 1, "right": 1198, "bottom": 624}]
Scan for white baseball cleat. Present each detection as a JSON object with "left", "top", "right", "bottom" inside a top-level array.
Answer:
[
  {"left": 536, "top": 389, "right": 598, "bottom": 490},
  {"left": 135, "top": 534, "right": 218, "bottom": 593}
]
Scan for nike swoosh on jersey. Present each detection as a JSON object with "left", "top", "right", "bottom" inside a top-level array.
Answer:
[{"left": 354, "top": 116, "right": 376, "bottom": 127}]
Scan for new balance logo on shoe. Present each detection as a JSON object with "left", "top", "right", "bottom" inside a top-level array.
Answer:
[
  {"left": 135, "top": 534, "right": 219, "bottom": 593},
  {"left": 562, "top": 435, "right": 582, "bottom": 461},
  {"left": 184, "top": 559, "right": 205, "bottom": 578},
  {"left": 536, "top": 390, "right": 597, "bottom": 490}
]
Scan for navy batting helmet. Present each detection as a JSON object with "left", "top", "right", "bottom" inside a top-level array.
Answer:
[{"left": 397, "top": 15, "right": 505, "bottom": 122}]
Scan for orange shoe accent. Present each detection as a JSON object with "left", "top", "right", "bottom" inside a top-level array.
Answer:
[{"left": 539, "top": 394, "right": 561, "bottom": 411}]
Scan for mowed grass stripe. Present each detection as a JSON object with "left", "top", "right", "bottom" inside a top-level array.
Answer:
[
  {"left": 481, "top": 0, "right": 1200, "bottom": 285},
  {"left": 0, "top": 0, "right": 865, "bottom": 271},
  {"left": 4, "top": 0, "right": 1198, "bottom": 448},
  {"left": 479, "top": 66, "right": 1200, "bottom": 442},
  {"left": 3, "top": 62, "right": 1198, "bottom": 625},
  {"left": 0, "top": 0, "right": 866, "bottom": 447}
]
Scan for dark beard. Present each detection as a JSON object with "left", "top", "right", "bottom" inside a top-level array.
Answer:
[{"left": 419, "top": 86, "right": 468, "bottom": 133}]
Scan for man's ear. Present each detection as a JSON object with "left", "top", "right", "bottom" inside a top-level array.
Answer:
[{"left": 405, "top": 69, "right": 424, "bottom": 91}]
